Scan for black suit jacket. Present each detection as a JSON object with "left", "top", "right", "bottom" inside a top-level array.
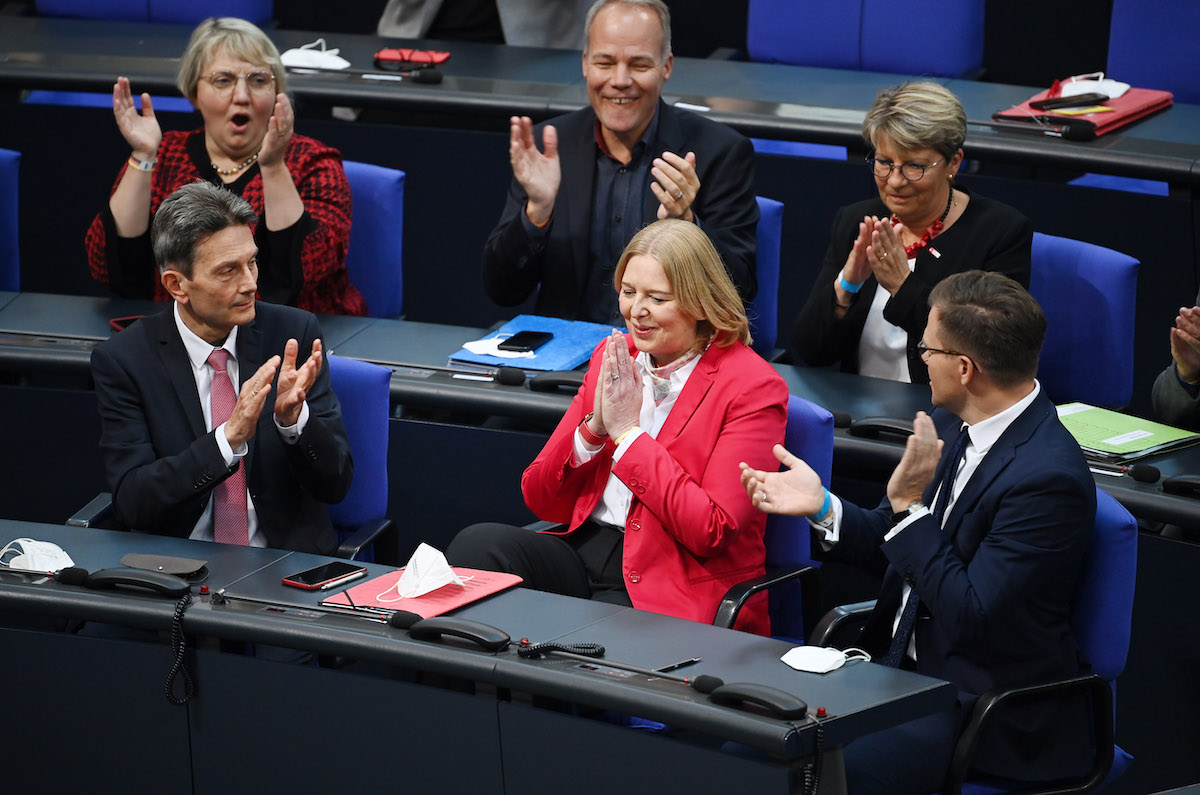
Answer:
[
  {"left": 482, "top": 101, "right": 759, "bottom": 318},
  {"left": 830, "top": 392, "right": 1095, "bottom": 780},
  {"left": 91, "top": 302, "right": 353, "bottom": 554}
]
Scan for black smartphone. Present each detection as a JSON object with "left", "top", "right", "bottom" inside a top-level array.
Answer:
[
  {"left": 498, "top": 330, "right": 554, "bottom": 352},
  {"left": 1029, "top": 92, "right": 1109, "bottom": 111},
  {"left": 282, "top": 561, "right": 368, "bottom": 591}
]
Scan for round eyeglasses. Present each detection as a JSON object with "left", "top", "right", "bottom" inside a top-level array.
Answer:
[
  {"left": 199, "top": 70, "right": 276, "bottom": 96},
  {"left": 867, "top": 157, "right": 942, "bottom": 182}
]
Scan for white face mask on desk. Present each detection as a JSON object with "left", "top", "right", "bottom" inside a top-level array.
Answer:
[
  {"left": 0, "top": 538, "right": 75, "bottom": 572},
  {"left": 780, "top": 645, "right": 871, "bottom": 674}
]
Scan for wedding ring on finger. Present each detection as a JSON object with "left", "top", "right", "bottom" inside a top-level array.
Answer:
[
  {"left": 611, "top": 373, "right": 620, "bottom": 381},
  {"left": 674, "top": 190, "right": 684, "bottom": 200},
  {"left": 878, "top": 251, "right": 889, "bottom": 260}
]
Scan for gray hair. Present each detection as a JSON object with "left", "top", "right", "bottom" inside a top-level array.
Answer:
[
  {"left": 584, "top": 0, "right": 672, "bottom": 61},
  {"left": 177, "top": 17, "right": 287, "bottom": 101},
  {"left": 861, "top": 81, "right": 966, "bottom": 161},
  {"left": 152, "top": 181, "right": 257, "bottom": 278}
]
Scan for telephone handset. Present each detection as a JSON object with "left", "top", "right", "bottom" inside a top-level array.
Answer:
[
  {"left": 847, "top": 417, "right": 916, "bottom": 441},
  {"left": 85, "top": 567, "right": 191, "bottom": 598},
  {"left": 407, "top": 616, "right": 512, "bottom": 652}
]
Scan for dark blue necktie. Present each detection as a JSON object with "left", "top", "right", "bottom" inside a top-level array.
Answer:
[{"left": 881, "top": 424, "right": 970, "bottom": 667}]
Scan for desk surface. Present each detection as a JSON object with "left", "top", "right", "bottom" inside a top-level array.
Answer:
[
  {"left": 0, "top": 520, "right": 954, "bottom": 760},
  {"left": 2, "top": 17, "right": 1198, "bottom": 185}
]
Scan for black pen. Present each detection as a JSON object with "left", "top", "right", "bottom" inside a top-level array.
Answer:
[{"left": 654, "top": 656, "right": 702, "bottom": 673}]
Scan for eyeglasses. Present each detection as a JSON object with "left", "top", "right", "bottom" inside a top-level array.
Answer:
[
  {"left": 917, "top": 340, "right": 982, "bottom": 371},
  {"left": 199, "top": 70, "right": 276, "bottom": 96},
  {"left": 867, "top": 157, "right": 942, "bottom": 182}
]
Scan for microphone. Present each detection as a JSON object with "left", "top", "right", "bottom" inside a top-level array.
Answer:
[
  {"left": 494, "top": 366, "right": 526, "bottom": 386},
  {"left": 1088, "top": 461, "right": 1161, "bottom": 483},
  {"left": 387, "top": 610, "right": 424, "bottom": 629},
  {"left": 406, "top": 68, "right": 443, "bottom": 85},
  {"left": 0, "top": 564, "right": 90, "bottom": 585}
]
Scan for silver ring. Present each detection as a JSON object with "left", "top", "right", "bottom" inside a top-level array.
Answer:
[
  {"left": 674, "top": 190, "right": 684, "bottom": 200},
  {"left": 611, "top": 373, "right": 620, "bottom": 382},
  {"left": 758, "top": 490, "right": 768, "bottom": 503}
]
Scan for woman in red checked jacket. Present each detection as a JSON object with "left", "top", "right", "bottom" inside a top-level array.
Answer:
[
  {"left": 85, "top": 17, "right": 366, "bottom": 316},
  {"left": 448, "top": 219, "right": 787, "bottom": 635}
]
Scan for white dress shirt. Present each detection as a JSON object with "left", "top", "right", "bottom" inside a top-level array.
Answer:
[{"left": 856, "top": 255, "right": 917, "bottom": 383}]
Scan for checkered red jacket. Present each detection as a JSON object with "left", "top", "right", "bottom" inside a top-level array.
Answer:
[{"left": 86, "top": 130, "right": 367, "bottom": 316}]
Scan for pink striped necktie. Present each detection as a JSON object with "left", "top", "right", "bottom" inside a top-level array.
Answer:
[{"left": 207, "top": 349, "right": 249, "bottom": 545}]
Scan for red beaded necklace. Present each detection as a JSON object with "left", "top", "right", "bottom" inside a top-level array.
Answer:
[{"left": 893, "top": 185, "right": 955, "bottom": 257}]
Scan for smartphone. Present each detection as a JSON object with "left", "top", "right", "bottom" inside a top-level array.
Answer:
[
  {"left": 1029, "top": 92, "right": 1109, "bottom": 111},
  {"left": 282, "top": 561, "right": 368, "bottom": 591},
  {"left": 498, "top": 330, "right": 554, "bottom": 352}
]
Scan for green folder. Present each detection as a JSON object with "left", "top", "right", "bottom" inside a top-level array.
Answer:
[{"left": 1057, "top": 402, "right": 1200, "bottom": 461}]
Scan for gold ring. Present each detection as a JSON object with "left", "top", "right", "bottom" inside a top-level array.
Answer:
[{"left": 879, "top": 251, "right": 889, "bottom": 260}]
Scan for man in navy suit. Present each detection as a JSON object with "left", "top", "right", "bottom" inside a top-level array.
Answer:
[
  {"left": 742, "top": 270, "right": 1094, "bottom": 794},
  {"left": 482, "top": 0, "right": 758, "bottom": 324},
  {"left": 91, "top": 181, "right": 352, "bottom": 554}
]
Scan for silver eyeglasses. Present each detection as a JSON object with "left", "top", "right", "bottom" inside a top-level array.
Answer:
[
  {"left": 200, "top": 70, "right": 276, "bottom": 96},
  {"left": 867, "top": 157, "right": 943, "bottom": 182}
]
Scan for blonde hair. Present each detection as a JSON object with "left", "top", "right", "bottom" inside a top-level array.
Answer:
[
  {"left": 177, "top": 17, "right": 287, "bottom": 101},
  {"left": 613, "top": 219, "right": 750, "bottom": 348},
  {"left": 862, "top": 81, "right": 966, "bottom": 160}
]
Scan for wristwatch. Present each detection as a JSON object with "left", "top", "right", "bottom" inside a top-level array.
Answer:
[{"left": 891, "top": 501, "right": 926, "bottom": 525}]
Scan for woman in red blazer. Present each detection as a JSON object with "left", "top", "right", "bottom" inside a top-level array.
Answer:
[{"left": 449, "top": 220, "right": 787, "bottom": 635}]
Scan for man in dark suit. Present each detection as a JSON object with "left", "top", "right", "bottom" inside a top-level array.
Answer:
[
  {"left": 742, "top": 270, "right": 1095, "bottom": 794},
  {"left": 91, "top": 181, "right": 353, "bottom": 554},
  {"left": 482, "top": 0, "right": 758, "bottom": 324}
]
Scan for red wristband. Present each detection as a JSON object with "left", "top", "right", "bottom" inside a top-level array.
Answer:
[{"left": 579, "top": 413, "right": 607, "bottom": 446}]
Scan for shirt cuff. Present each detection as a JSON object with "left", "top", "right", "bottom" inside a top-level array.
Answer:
[
  {"left": 273, "top": 401, "right": 310, "bottom": 445},
  {"left": 1176, "top": 366, "right": 1200, "bottom": 398},
  {"left": 571, "top": 426, "right": 605, "bottom": 467},
  {"left": 520, "top": 206, "right": 552, "bottom": 237},
  {"left": 214, "top": 422, "right": 247, "bottom": 465},
  {"left": 808, "top": 493, "right": 844, "bottom": 551},
  {"left": 884, "top": 505, "right": 931, "bottom": 542},
  {"left": 611, "top": 427, "right": 644, "bottom": 461}
]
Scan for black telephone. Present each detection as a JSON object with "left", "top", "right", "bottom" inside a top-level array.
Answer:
[
  {"left": 707, "top": 681, "right": 809, "bottom": 720},
  {"left": 1162, "top": 474, "right": 1200, "bottom": 500},
  {"left": 85, "top": 567, "right": 191, "bottom": 598},
  {"left": 407, "top": 616, "right": 512, "bottom": 652},
  {"left": 847, "top": 417, "right": 915, "bottom": 440}
]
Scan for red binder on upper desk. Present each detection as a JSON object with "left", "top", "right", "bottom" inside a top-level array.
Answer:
[{"left": 993, "top": 87, "right": 1174, "bottom": 139}]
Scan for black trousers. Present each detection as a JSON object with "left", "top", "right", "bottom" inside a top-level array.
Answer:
[{"left": 446, "top": 519, "right": 633, "bottom": 606}]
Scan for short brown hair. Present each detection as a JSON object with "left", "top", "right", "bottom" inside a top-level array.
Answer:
[
  {"left": 929, "top": 270, "right": 1045, "bottom": 387},
  {"left": 862, "top": 81, "right": 966, "bottom": 161},
  {"left": 613, "top": 219, "right": 750, "bottom": 348}
]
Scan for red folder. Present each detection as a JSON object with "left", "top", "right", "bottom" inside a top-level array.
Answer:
[
  {"left": 320, "top": 566, "right": 522, "bottom": 618},
  {"left": 993, "top": 87, "right": 1173, "bottom": 139}
]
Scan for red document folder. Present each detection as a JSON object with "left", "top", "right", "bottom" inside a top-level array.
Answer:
[
  {"left": 993, "top": 87, "right": 1174, "bottom": 139},
  {"left": 319, "top": 567, "right": 523, "bottom": 618}
]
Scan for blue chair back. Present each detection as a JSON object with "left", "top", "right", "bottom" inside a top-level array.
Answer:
[
  {"left": 1029, "top": 232, "right": 1139, "bottom": 409},
  {"left": 765, "top": 394, "right": 834, "bottom": 642},
  {"left": 1108, "top": 0, "right": 1200, "bottom": 105},
  {"left": 750, "top": 196, "right": 782, "bottom": 353},
  {"left": 0, "top": 148, "right": 19, "bottom": 292},
  {"left": 35, "top": 0, "right": 272, "bottom": 23},
  {"left": 747, "top": 0, "right": 983, "bottom": 78},
  {"left": 326, "top": 354, "right": 391, "bottom": 531},
  {"left": 343, "top": 160, "right": 406, "bottom": 318},
  {"left": 1077, "top": 488, "right": 1137, "bottom": 685},
  {"left": 959, "top": 488, "right": 1137, "bottom": 795}
]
